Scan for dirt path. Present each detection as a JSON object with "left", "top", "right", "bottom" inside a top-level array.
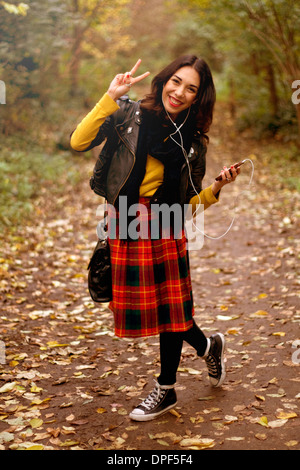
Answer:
[{"left": 0, "top": 107, "right": 299, "bottom": 451}]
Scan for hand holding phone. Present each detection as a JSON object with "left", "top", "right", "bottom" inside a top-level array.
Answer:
[{"left": 215, "top": 160, "right": 245, "bottom": 181}]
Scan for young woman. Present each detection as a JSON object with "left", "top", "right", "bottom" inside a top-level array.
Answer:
[{"left": 70, "top": 55, "right": 240, "bottom": 422}]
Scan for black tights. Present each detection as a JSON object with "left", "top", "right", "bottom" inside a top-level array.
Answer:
[{"left": 157, "top": 320, "right": 208, "bottom": 386}]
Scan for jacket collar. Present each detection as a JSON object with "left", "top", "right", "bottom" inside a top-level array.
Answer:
[
  {"left": 115, "top": 99, "right": 199, "bottom": 163},
  {"left": 115, "top": 100, "right": 141, "bottom": 155}
]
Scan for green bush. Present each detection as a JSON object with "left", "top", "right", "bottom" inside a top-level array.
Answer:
[{"left": 0, "top": 144, "right": 81, "bottom": 230}]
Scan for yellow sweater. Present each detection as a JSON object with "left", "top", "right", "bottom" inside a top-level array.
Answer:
[{"left": 71, "top": 93, "right": 219, "bottom": 212}]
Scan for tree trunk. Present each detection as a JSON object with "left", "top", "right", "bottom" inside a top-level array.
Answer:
[
  {"left": 295, "top": 102, "right": 300, "bottom": 146},
  {"left": 266, "top": 63, "right": 279, "bottom": 117},
  {"left": 69, "top": 0, "right": 81, "bottom": 97},
  {"left": 69, "top": 38, "right": 81, "bottom": 97},
  {"left": 228, "top": 76, "right": 236, "bottom": 120}
]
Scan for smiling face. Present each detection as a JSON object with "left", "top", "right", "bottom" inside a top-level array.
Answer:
[{"left": 162, "top": 66, "right": 200, "bottom": 120}]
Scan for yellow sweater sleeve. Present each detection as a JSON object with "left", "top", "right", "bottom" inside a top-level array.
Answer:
[
  {"left": 189, "top": 185, "right": 220, "bottom": 213},
  {"left": 70, "top": 93, "right": 120, "bottom": 152}
]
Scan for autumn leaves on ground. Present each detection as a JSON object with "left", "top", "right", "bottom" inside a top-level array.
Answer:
[{"left": 0, "top": 107, "right": 299, "bottom": 451}]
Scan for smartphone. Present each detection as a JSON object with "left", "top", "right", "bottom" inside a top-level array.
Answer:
[{"left": 215, "top": 160, "right": 245, "bottom": 181}]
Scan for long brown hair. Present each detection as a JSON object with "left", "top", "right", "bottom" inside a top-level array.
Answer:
[{"left": 140, "top": 55, "right": 216, "bottom": 135}]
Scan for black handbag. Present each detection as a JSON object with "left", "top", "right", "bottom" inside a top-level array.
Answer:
[{"left": 87, "top": 230, "right": 112, "bottom": 303}]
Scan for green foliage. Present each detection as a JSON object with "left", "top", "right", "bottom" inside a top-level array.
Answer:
[
  {"left": 0, "top": 0, "right": 132, "bottom": 141},
  {"left": 0, "top": 0, "right": 299, "bottom": 142},
  {"left": 259, "top": 142, "right": 300, "bottom": 191},
  {"left": 237, "top": 106, "right": 298, "bottom": 140},
  {"left": 176, "top": 0, "right": 300, "bottom": 138},
  {"left": 0, "top": 140, "right": 81, "bottom": 229}
]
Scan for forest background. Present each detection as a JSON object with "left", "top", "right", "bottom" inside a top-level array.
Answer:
[{"left": 0, "top": 0, "right": 299, "bottom": 230}]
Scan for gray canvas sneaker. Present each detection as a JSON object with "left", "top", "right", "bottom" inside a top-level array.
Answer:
[
  {"left": 204, "top": 333, "right": 226, "bottom": 387},
  {"left": 129, "top": 381, "right": 177, "bottom": 421}
]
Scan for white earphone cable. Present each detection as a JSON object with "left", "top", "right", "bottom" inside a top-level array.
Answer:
[
  {"left": 163, "top": 102, "right": 254, "bottom": 240},
  {"left": 190, "top": 158, "right": 254, "bottom": 240}
]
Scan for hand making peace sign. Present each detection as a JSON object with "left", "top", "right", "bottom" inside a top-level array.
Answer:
[{"left": 107, "top": 59, "right": 150, "bottom": 101}]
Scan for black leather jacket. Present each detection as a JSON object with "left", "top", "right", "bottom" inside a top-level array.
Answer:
[{"left": 87, "top": 96, "right": 207, "bottom": 206}]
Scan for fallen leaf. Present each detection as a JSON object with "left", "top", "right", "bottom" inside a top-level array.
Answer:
[
  {"left": 0, "top": 382, "right": 16, "bottom": 394},
  {"left": 101, "top": 432, "right": 115, "bottom": 442},
  {"left": 75, "top": 364, "right": 97, "bottom": 370},
  {"left": 203, "top": 407, "right": 221, "bottom": 414},
  {"left": 268, "top": 377, "right": 278, "bottom": 385},
  {"left": 46, "top": 428, "right": 61, "bottom": 438},
  {"left": 180, "top": 367, "right": 201, "bottom": 375},
  {"left": 224, "top": 415, "right": 238, "bottom": 424},
  {"left": 30, "top": 384, "right": 43, "bottom": 393},
  {"left": 157, "top": 439, "right": 169, "bottom": 446},
  {"left": 198, "top": 395, "right": 216, "bottom": 401},
  {"left": 72, "top": 420, "right": 89, "bottom": 426},
  {"left": 179, "top": 437, "right": 215, "bottom": 449},
  {"left": 25, "top": 445, "right": 45, "bottom": 451},
  {"left": 285, "top": 440, "right": 298, "bottom": 447},
  {"left": 59, "top": 440, "right": 80, "bottom": 447},
  {"left": 62, "top": 426, "right": 76, "bottom": 435},
  {"left": 258, "top": 293, "right": 268, "bottom": 299},
  {"left": 255, "top": 433, "right": 267, "bottom": 441},
  {"left": 125, "top": 425, "right": 139, "bottom": 431},
  {"left": 30, "top": 397, "right": 52, "bottom": 407},
  {"left": 149, "top": 432, "right": 179, "bottom": 441},
  {"left": 268, "top": 419, "right": 288, "bottom": 428},
  {"left": 60, "top": 402, "right": 73, "bottom": 409},
  {"left": 219, "top": 305, "right": 228, "bottom": 311},
  {"left": 255, "top": 395, "right": 265, "bottom": 402},
  {"left": 96, "top": 408, "right": 107, "bottom": 414},
  {"left": 30, "top": 418, "right": 43, "bottom": 429},
  {"left": 250, "top": 310, "right": 269, "bottom": 318},
  {"left": 227, "top": 328, "right": 240, "bottom": 335},
  {"left": 217, "top": 315, "right": 233, "bottom": 321},
  {"left": 47, "top": 341, "right": 69, "bottom": 348},
  {"left": 0, "top": 432, "right": 14, "bottom": 444},
  {"left": 190, "top": 416, "right": 205, "bottom": 424},
  {"left": 276, "top": 411, "right": 297, "bottom": 420},
  {"left": 91, "top": 387, "right": 115, "bottom": 396},
  {"left": 257, "top": 416, "right": 269, "bottom": 427},
  {"left": 52, "top": 377, "right": 69, "bottom": 386},
  {"left": 33, "top": 432, "right": 51, "bottom": 441},
  {"left": 233, "top": 405, "right": 246, "bottom": 412},
  {"left": 66, "top": 414, "right": 75, "bottom": 422},
  {"left": 225, "top": 437, "right": 245, "bottom": 441}
]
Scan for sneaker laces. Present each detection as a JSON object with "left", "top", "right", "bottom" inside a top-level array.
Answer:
[
  {"left": 141, "top": 385, "right": 165, "bottom": 411},
  {"left": 205, "top": 354, "right": 218, "bottom": 377}
]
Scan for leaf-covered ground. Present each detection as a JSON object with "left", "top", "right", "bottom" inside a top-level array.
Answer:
[{"left": 0, "top": 107, "right": 299, "bottom": 451}]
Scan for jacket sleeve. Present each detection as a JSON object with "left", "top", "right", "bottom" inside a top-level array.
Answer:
[
  {"left": 70, "top": 93, "right": 120, "bottom": 152},
  {"left": 185, "top": 135, "right": 207, "bottom": 202},
  {"left": 187, "top": 136, "right": 220, "bottom": 213}
]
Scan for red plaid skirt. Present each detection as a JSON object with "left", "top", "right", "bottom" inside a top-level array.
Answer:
[{"left": 107, "top": 198, "right": 194, "bottom": 338}]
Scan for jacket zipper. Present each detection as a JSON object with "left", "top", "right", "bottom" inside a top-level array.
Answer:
[{"left": 112, "top": 127, "right": 136, "bottom": 205}]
